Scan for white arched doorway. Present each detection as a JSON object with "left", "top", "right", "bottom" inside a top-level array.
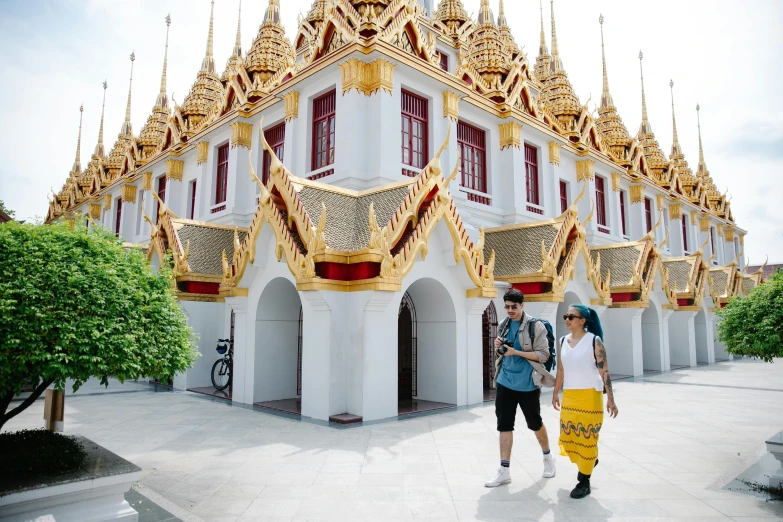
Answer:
[
  {"left": 253, "top": 277, "right": 303, "bottom": 414},
  {"left": 399, "top": 278, "right": 457, "bottom": 415},
  {"left": 482, "top": 302, "right": 498, "bottom": 402},
  {"left": 641, "top": 304, "right": 663, "bottom": 373}
]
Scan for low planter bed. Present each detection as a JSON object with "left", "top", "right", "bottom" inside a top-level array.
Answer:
[{"left": 0, "top": 432, "right": 140, "bottom": 522}]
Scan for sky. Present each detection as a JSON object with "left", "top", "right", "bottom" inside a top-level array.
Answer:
[{"left": 0, "top": 0, "right": 780, "bottom": 264}]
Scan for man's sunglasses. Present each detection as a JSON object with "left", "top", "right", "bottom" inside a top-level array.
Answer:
[
  {"left": 504, "top": 304, "right": 521, "bottom": 310},
  {"left": 563, "top": 314, "right": 583, "bottom": 321}
]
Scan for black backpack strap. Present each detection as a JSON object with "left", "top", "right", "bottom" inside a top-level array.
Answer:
[{"left": 527, "top": 318, "right": 537, "bottom": 346}]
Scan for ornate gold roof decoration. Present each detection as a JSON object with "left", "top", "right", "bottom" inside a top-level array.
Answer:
[
  {"left": 463, "top": 0, "right": 513, "bottom": 87},
  {"left": 221, "top": 2, "right": 244, "bottom": 82},
  {"left": 246, "top": 0, "right": 296, "bottom": 88},
  {"left": 667, "top": 80, "right": 700, "bottom": 202},
  {"left": 178, "top": 0, "right": 224, "bottom": 138},
  {"left": 341, "top": 58, "right": 395, "bottom": 96},
  {"left": 539, "top": 0, "right": 581, "bottom": 137},
  {"left": 70, "top": 105, "right": 84, "bottom": 178},
  {"left": 595, "top": 15, "right": 631, "bottom": 163},
  {"left": 635, "top": 52, "right": 669, "bottom": 185},
  {"left": 433, "top": 0, "right": 471, "bottom": 37},
  {"left": 106, "top": 52, "right": 137, "bottom": 179},
  {"left": 661, "top": 249, "right": 708, "bottom": 310},
  {"left": 534, "top": 0, "right": 551, "bottom": 82},
  {"left": 81, "top": 81, "right": 109, "bottom": 195},
  {"left": 138, "top": 15, "right": 172, "bottom": 162},
  {"left": 694, "top": 104, "right": 727, "bottom": 216},
  {"left": 497, "top": 0, "right": 520, "bottom": 59}
]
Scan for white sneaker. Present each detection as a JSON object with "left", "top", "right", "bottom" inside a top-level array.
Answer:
[
  {"left": 542, "top": 453, "right": 556, "bottom": 478},
  {"left": 484, "top": 466, "right": 512, "bottom": 487}
]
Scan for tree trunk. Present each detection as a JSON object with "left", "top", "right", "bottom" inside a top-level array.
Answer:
[{"left": 0, "top": 379, "right": 54, "bottom": 432}]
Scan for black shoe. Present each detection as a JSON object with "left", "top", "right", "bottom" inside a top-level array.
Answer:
[{"left": 570, "top": 481, "right": 591, "bottom": 499}]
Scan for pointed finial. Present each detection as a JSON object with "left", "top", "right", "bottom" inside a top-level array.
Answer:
[
  {"left": 498, "top": 0, "right": 508, "bottom": 27},
  {"left": 638, "top": 51, "right": 651, "bottom": 132},
  {"left": 265, "top": 0, "right": 281, "bottom": 24},
  {"left": 670, "top": 79, "right": 680, "bottom": 147},
  {"left": 157, "top": 14, "right": 171, "bottom": 107},
  {"left": 478, "top": 0, "right": 494, "bottom": 26},
  {"left": 120, "top": 52, "right": 135, "bottom": 136},
  {"left": 697, "top": 103, "right": 706, "bottom": 169},
  {"left": 538, "top": 0, "right": 548, "bottom": 56},
  {"left": 201, "top": 0, "right": 216, "bottom": 73},
  {"left": 550, "top": 0, "right": 559, "bottom": 58},
  {"left": 233, "top": 0, "right": 242, "bottom": 57},
  {"left": 73, "top": 104, "right": 84, "bottom": 173},
  {"left": 599, "top": 14, "right": 612, "bottom": 108},
  {"left": 94, "top": 81, "right": 107, "bottom": 157}
]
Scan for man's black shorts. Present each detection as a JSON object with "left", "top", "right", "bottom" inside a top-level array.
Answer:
[{"left": 495, "top": 383, "right": 543, "bottom": 432}]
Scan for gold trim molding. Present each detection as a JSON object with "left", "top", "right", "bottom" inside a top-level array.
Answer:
[
  {"left": 197, "top": 142, "right": 209, "bottom": 165},
  {"left": 630, "top": 184, "right": 645, "bottom": 204},
  {"left": 443, "top": 91, "right": 459, "bottom": 121},
  {"left": 499, "top": 122, "right": 522, "bottom": 151},
  {"left": 103, "top": 194, "right": 112, "bottom": 210},
  {"left": 656, "top": 194, "right": 664, "bottom": 208},
  {"left": 283, "top": 91, "right": 300, "bottom": 122},
  {"left": 699, "top": 216, "right": 711, "bottom": 232},
  {"left": 88, "top": 203, "right": 101, "bottom": 220},
  {"left": 611, "top": 172, "right": 621, "bottom": 192},
  {"left": 166, "top": 159, "right": 184, "bottom": 181},
  {"left": 548, "top": 142, "right": 561, "bottom": 166},
  {"left": 739, "top": 234, "right": 745, "bottom": 246},
  {"left": 717, "top": 223, "right": 724, "bottom": 237},
  {"left": 121, "top": 184, "right": 138, "bottom": 204},
  {"left": 725, "top": 228, "right": 735, "bottom": 242},
  {"left": 690, "top": 212, "right": 697, "bottom": 226},
  {"left": 340, "top": 58, "right": 395, "bottom": 97},
  {"left": 576, "top": 160, "right": 595, "bottom": 182},
  {"left": 230, "top": 122, "right": 253, "bottom": 149},
  {"left": 142, "top": 172, "right": 153, "bottom": 192},
  {"left": 669, "top": 203, "right": 682, "bottom": 220}
]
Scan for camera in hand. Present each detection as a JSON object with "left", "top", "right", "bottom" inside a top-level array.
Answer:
[{"left": 497, "top": 342, "right": 514, "bottom": 355}]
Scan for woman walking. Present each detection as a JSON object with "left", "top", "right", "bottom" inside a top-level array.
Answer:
[{"left": 552, "top": 304, "right": 618, "bottom": 499}]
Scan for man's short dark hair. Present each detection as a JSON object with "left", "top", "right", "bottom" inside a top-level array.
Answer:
[{"left": 503, "top": 288, "right": 524, "bottom": 304}]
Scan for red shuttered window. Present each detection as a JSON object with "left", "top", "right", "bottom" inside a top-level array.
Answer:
[
  {"left": 312, "top": 90, "right": 336, "bottom": 170},
  {"left": 644, "top": 197, "right": 653, "bottom": 233},
  {"left": 215, "top": 144, "right": 229, "bottom": 205},
  {"left": 596, "top": 176, "right": 607, "bottom": 227},
  {"left": 156, "top": 176, "right": 166, "bottom": 224},
  {"left": 401, "top": 90, "right": 428, "bottom": 169},
  {"left": 457, "top": 121, "right": 487, "bottom": 194},
  {"left": 115, "top": 198, "right": 122, "bottom": 236},
  {"left": 710, "top": 227, "right": 716, "bottom": 258},
  {"left": 682, "top": 215, "right": 689, "bottom": 252},
  {"left": 437, "top": 51, "right": 449, "bottom": 72},
  {"left": 189, "top": 180, "right": 197, "bottom": 220},
  {"left": 620, "top": 190, "right": 627, "bottom": 236},
  {"left": 524, "top": 144, "right": 539, "bottom": 205},
  {"left": 263, "top": 122, "right": 286, "bottom": 185},
  {"left": 560, "top": 181, "right": 568, "bottom": 213}
]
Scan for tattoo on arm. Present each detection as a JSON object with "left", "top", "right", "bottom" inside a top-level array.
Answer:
[
  {"left": 604, "top": 374, "right": 614, "bottom": 396},
  {"left": 594, "top": 337, "right": 614, "bottom": 397}
]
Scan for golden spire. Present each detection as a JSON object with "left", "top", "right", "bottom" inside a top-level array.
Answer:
[
  {"left": 72, "top": 104, "right": 84, "bottom": 174},
  {"left": 157, "top": 14, "right": 171, "bottom": 108},
  {"left": 696, "top": 103, "right": 707, "bottom": 173},
  {"left": 478, "top": 0, "right": 494, "bottom": 26},
  {"left": 120, "top": 52, "right": 135, "bottom": 137},
  {"left": 635, "top": 52, "right": 667, "bottom": 181},
  {"left": 539, "top": 0, "right": 548, "bottom": 55},
  {"left": 535, "top": 0, "right": 551, "bottom": 81},
  {"left": 550, "top": 0, "right": 562, "bottom": 71},
  {"left": 497, "top": 0, "right": 508, "bottom": 27},
  {"left": 201, "top": 0, "right": 216, "bottom": 74},
  {"left": 94, "top": 81, "right": 107, "bottom": 158},
  {"left": 670, "top": 79, "right": 682, "bottom": 156},
  {"left": 599, "top": 14, "right": 612, "bottom": 108},
  {"left": 265, "top": 0, "right": 281, "bottom": 24},
  {"left": 234, "top": 0, "right": 242, "bottom": 57},
  {"left": 638, "top": 51, "right": 651, "bottom": 134},
  {"left": 246, "top": 0, "right": 295, "bottom": 84}
]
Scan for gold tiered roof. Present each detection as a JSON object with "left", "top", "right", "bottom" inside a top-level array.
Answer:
[
  {"left": 534, "top": 0, "right": 551, "bottom": 82},
  {"left": 636, "top": 52, "right": 669, "bottom": 184},
  {"left": 465, "top": 0, "right": 513, "bottom": 86},
  {"left": 539, "top": 0, "right": 581, "bottom": 136},
  {"left": 106, "top": 53, "right": 136, "bottom": 177},
  {"left": 221, "top": 3, "right": 244, "bottom": 82},
  {"left": 434, "top": 0, "right": 471, "bottom": 36},
  {"left": 245, "top": 0, "right": 296, "bottom": 86},
  {"left": 138, "top": 15, "right": 172, "bottom": 161},
  {"left": 595, "top": 15, "right": 631, "bottom": 162},
  {"left": 695, "top": 105, "right": 726, "bottom": 215},
  {"left": 179, "top": 0, "right": 224, "bottom": 136},
  {"left": 668, "top": 80, "right": 698, "bottom": 200}
]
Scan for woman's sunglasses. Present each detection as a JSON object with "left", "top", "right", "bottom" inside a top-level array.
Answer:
[{"left": 563, "top": 314, "right": 583, "bottom": 321}]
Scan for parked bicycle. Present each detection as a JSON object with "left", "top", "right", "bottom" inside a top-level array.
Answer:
[{"left": 211, "top": 338, "right": 233, "bottom": 391}]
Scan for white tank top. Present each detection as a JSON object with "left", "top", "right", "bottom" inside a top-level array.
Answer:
[{"left": 561, "top": 332, "right": 604, "bottom": 392}]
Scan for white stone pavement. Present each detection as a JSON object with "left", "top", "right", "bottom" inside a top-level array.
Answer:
[{"left": 4, "top": 359, "right": 783, "bottom": 522}]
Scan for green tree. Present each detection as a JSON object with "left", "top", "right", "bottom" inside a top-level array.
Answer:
[
  {"left": 0, "top": 200, "right": 15, "bottom": 219},
  {"left": 717, "top": 272, "right": 783, "bottom": 362},
  {"left": 0, "top": 220, "right": 198, "bottom": 430}
]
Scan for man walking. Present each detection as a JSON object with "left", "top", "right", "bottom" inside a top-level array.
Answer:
[{"left": 485, "top": 289, "right": 556, "bottom": 487}]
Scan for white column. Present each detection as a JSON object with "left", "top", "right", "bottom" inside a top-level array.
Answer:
[
  {"left": 628, "top": 196, "right": 646, "bottom": 240},
  {"left": 300, "top": 290, "right": 334, "bottom": 421},
  {"left": 362, "top": 291, "right": 398, "bottom": 421},
  {"left": 334, "top": 88, "right": 367, "bottom": 182},
  {"left": 601, "top": 308, "right": 644, "bottom": 377},
  {"left": 608, "top": 185, "right": 622, "bottom": 240},
  {"left": 228, "top": 138, "right": 254, "bottom": 219},
  {"left": 466, "top": 298, "right": 492, "bottom": 406},
  {"left": 668, "top": 311, "right": 697, "bottom": 367},
  {"left": 366, "top": 87, "right": 399, "bottom": 184},
  {"left": 659, "top": 308, "right": 674, "bottom": 372},
  {"left": 544, "top": 143, "right": 561, "bottom": 219},
  {"left": 225, "top": 297, "right": 250, "bottom": 404}
]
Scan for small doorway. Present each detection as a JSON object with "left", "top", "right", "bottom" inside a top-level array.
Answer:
[
  {"left": 398, "top": 292, "right": 416, "bottom": 401},
  {"left": 482, "top": 302, "right": 498, "bottom": 402}
]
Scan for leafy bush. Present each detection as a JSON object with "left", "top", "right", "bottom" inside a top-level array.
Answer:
[
  {"left": 717, "top": 272, "right": 783, "bottom": 362},
  {"left": 0, "top": 219, "right": 198, "bottom": 429},
  {"left": 0, "top": 429, "right": 87, "bottom": 483}
]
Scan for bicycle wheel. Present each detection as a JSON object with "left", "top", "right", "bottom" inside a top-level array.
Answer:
[{"left": 211, "top": 358, "right": 231, "bottom": 391}]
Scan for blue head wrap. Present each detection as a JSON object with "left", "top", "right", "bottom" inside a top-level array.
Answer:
[{"left": 570, "top": 304, "right": 604, "bottom": 341}]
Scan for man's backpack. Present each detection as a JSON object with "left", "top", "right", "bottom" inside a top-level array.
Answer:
[{"left": 529, "top": 319, "right": 557, "bottom": 373}]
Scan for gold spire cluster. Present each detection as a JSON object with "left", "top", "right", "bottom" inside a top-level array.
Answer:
[
  {"left": 539, "top": 0, "right": 581, "bottom": 134},
  {"left": 245, "top": 0, "right": 296, "bottom": 85},
  {"left": 636, "top": 52, "right": 668, "bottom": 182},
  {"left": 534, "top": 0, "right": 551, "bottom": 82},
  {"left": 667, "top": 79, "right": 697, "bottom": 197},
  {"left": 139, "top": 14, "right": 172, "bottom": 160},
  {"left": 106, "top": 52, "right": 136, "bottom": 176},
  {"left": 595, "top": 15, "right": 631, "bottom": 161},
  {"left": 434, "top": 0, "right": 471, "bottom": 35},
  {"left": 222, "top": 2, "right": 244, "bottom": 82},
  {"left": 465, "top": 0, "right": 513, "bottom": 86}
]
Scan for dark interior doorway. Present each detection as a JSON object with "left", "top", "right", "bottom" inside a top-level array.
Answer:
[{"left": 398, "top": 292, "right": 416, "bottom": 401}]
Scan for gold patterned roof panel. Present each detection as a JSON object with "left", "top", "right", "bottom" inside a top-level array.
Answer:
[
  {"left": 173, "top": 221, "right": 248, "bottom": 276},
  {"left": 589, "top": 243, "right": 645, "bottom": 288},
  {"left": 180, "top": 70, "right": 224, "bottom": 134},
  {"left": 484, "top": 224, "right": 560, "bottom": 277},
  {"left": 662, "top": 258, "right": 695, "bottom": 293},
  {"left": 709, "top": 266, "right": 734, "bottom": 299}
]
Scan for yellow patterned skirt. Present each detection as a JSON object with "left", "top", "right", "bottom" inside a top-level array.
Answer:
[{"left": 558, "top": 389, "right": 604, "bottom": 475}]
